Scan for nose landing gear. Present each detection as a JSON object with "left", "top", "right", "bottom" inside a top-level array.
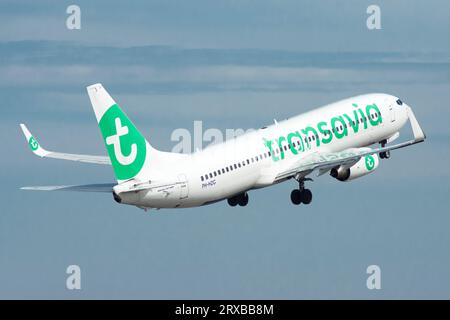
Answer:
[{"left": 290, "top": 178, "right": 313, "bottom": 205}]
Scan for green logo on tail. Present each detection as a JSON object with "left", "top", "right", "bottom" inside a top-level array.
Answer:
[
  {"left": 28, "top": 136, "right": 39, "bottom": 151},
  {"left": 99, "top": 105, "right": 146, "bottom": 180},
  {"left": 365, "top": 155, "right": 375, "bottom": 171}
]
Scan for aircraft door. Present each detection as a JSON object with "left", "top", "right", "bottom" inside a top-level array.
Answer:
[
  {"left": 178, "top": 174, "right": 189, "bottom": 199},
  {"left": 389, "top": 103, "right": 396, "bottom": 123}
]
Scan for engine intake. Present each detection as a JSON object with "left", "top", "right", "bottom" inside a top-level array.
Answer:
[
  {"left": 330, "top": 167, "right": 351, "bottom": 181},
  {"left": 330, "top": 153, "right": 379, "bottom": 182}
]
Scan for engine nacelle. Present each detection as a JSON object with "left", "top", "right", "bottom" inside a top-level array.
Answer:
[{"left": 330, "top": 154, "right": 379, "bottom": 182}]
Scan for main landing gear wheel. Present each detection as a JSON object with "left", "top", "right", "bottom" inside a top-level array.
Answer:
[
  {"left": 227, "top": 197, "right": 238, "bottom": 207},
  {"left": 227, "top": 192, "right": 249, "bottom": 207},
  {"left": 290, "top": 189, "right": 302, "bottom": 205},
  {"left": 302, "top": 189, "right": 312, "bottom": 204},
  {"left": 238, "top": 192, "right": 249, "bottom": 207},
  {"left": 290, "top": 178, "right": 313, "bottom": 205}
]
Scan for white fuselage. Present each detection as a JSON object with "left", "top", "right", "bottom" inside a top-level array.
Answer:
[{"left": 119, "top": 93, "right": 409, "bottom": 209}]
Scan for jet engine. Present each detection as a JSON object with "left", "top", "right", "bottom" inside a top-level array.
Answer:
[{"left": 330, "top": 153, "right": 379, "bottom": 182}]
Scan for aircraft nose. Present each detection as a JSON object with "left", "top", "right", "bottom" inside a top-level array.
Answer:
[{"left": 395, "top": 98, "right": 410, "bottom": 125}]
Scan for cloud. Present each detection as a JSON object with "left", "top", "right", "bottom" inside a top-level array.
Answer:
[{"left": 1, "top": 41, "right": 450, "bottom": 95}]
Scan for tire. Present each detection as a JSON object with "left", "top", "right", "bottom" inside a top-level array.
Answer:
[
  {"left": 385, "top": 150, "right": 391, "bottom": 159},
  {"left": 227, "top": 197, "right": 238, "bottom": 207},
  {"left": 290, "top": 189, "right": 301, "bottom": 205},
  {"left": 301, "top": 189, "right": 313, "bottom": 205},
  {"left": 238, "top": 193, "right": 249, "bottom": 206}
]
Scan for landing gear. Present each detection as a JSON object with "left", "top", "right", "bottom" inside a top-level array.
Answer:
[
  {"left": 380, "top": 150, "right": 390, "bottom": 159},
  {"left": 227, "top": 197, "right": 238, "bottom": 207},
  {"left": 227, "top": 192, "right": 249, "bottom": 207},
  {"left": 290, "top": 189, "right": 302, "bottom": 205},
  {"left": 302, "top": 189, "right": 313, "bottom": 204},
  {"left": 238, "top": 192, "right": 249, "bottom": 206},
  {"left": 379, "top": 140, "right": 391, "bottom": 159},
  {"left": 290, "top": 178, "right": 313, "bottom": 205}
]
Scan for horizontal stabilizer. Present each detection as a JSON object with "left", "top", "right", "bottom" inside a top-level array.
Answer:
[
  {"left": 19, "top": 123, "right": 111, "bottom": 165},
  {"left": 21, "top": 183, "right": 115, "bottom": 193}
]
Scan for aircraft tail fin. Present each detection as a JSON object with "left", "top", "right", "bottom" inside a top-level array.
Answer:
[{"left": 87, "top": 83, "right": 153, "bottom": 182}]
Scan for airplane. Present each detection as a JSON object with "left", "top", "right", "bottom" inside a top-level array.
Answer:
[{"left": 20, "top": 83, "right": 426, "bottom": 210}]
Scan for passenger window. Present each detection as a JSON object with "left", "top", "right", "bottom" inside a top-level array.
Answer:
[
  {"left": 201, "top": 176, "right": 204, "bottom": 181},
  {"left": 209, "top": 173, "right": 213, "bottom": 179},
  {"left": 247, "top": 159, "right": 250, "bottom": 164},
  {"left": 214, "top": 172, "right": 217, "bottom": 176}
]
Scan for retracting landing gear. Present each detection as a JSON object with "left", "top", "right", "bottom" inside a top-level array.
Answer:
[
  {"left": 290, "top": 178, "right": 313, "bottom": 205},
  {"left": 379, "top": 139, "right": 391, "bottom": 159},
  {"left": 227, "top": 192, "right": 249, "bottom": 207}
]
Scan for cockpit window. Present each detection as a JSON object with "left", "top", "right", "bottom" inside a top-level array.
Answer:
[{"left": 396, "top": 99, "right": 403, "bottom": 106}]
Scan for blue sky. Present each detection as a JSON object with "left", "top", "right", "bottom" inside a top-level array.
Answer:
[{"left": 1, "top": 1, "right": 450, "bottom": 299}]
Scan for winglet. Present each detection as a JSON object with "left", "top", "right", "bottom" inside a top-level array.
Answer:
[
  {"left": 19, "top": 124, "right": 49, "bottom": 157},
  {"left": 407, "top": 107, "right": 426, "bottom": 142}
]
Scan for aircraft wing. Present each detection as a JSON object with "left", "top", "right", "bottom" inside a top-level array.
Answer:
[
  {"left": 275, "top": 106, "right": 426, "bottom": 181},
  {"left": 21, "top": 183, "right": 116, "bottom": 192},
  {"left": 20, "top": 124, "right": 111, "bottom": 165}
]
